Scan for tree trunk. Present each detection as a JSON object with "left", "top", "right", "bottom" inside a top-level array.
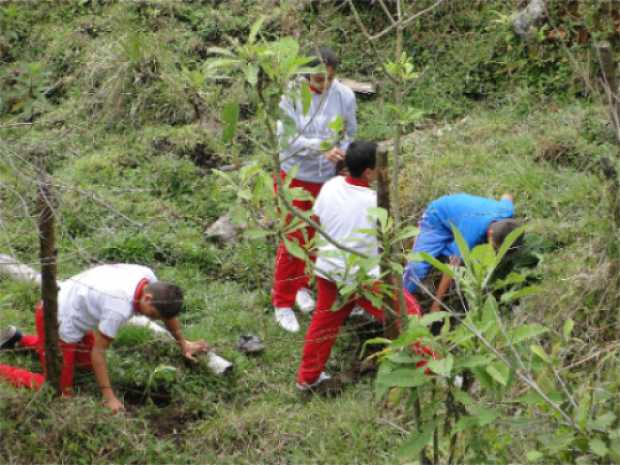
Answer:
[
  {"left": 37, "top": 177, "right": 62, "bottom": 395},
  {"left": 377, "top": 148, "right": 399, "bottom": 339}
]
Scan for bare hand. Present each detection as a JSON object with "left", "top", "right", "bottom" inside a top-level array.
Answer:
[
  {"left": 449, "top": 256, "right": 461, "bottom": 267},
  {"left": 105, "top": 396, "right": 125, "bottom": 414},
  {"left": 324, "top": 147, "right": 345, "bottom": 164},
  {"left": 182, "top": 340, "right": 210, "bottom": 362}
]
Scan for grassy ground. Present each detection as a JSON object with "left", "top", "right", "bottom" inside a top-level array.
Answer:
[
  {"left": 1, "top": 1, "right": 619, "bottom": 463},
  {"left": 1, "top": 99, "right": 614, "bottom": 463}
]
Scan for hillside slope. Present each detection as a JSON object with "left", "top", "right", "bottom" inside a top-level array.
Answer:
[{"left": 1, "top": 1, "right": 619, "bottom": 463}]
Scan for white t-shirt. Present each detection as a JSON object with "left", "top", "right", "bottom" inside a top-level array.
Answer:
[
  {"left": 57, "top": 264, "right": 157, "bottom": 343},
  {"left": 313, "top": 176, "right": 379, "bottom": 283}
]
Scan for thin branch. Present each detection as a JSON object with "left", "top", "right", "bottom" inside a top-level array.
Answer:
[
  {"left": 345, "top": 0, "right": 399, "bottom": 86},
  {"left": 378, "top": 0, "right": 397, "bottom": 25},
  {"left": 370, "top": 0, "right": 447, "bottom": 41}
]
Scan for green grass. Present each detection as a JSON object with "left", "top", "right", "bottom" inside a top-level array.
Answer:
[
  {"left": 1, "top": 0, "right": 619, "bottom": 463},
  {"left": 2, "top": 99, "right": 616, "bottom": 463}
]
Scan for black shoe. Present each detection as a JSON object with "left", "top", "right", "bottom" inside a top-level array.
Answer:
[{"left": 0, "top": 326, "right": 22, "bottom": 350}]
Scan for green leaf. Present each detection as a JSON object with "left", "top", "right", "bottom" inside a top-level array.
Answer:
[
  {"left": 486, "top": 361, "right": 509, "bottom": 386},
  {"left": 367, "top": 207, "right": 388, "bottom": 230},
  {"left": 575, "top": 392, "right": 591, "bottom": 430},
  {"left": 222, "top": 101, "right": 240, "bottom": 143},
  {"left": 377, "top": 367, "right": 429, "bottom": 388},
  {"left": 562, "top": 319, "right": 574, "bottom": 340},
  {"left": 474, "top": 406, "right": 500, "bottom": 426},
  {"left": 394, "top": 225, "right": 420, "bottom": 242},
  {"left": 495, "top": 225, "right": 526, "bottom": 264},
  {"left": 451, "top": 226, "right": 471, "bottom": 264},
  {"left": 386, "top": 351, "right": 418, "bottom": 365},
  {"left": 248, "top": 15, "right": 266, "bottom": 43},
  {"left": 363, "top": 337, "right": 392, "bottom": 347},
  {"left": 588, "top": 412, "right": 616, "bottom": 432},
  {"left": 427, "top": 354, "right": 453, "bottom": 377},
  {"left": 590, "top": 438, "right": 609, "bottom": 457},
  {"left": 452, "top": 389, "right": 474, "bottom": 406},
  {"left": 419, "top": 311, "right": 449, "bottom": 326},
  {"left": 510, "top": 324, "right": 548, "bottom": 344},
  {"left": 398, "top": 421, "right": 435, "bottom": 460},
  {"left": 416, "top": 252, "right": 454, "bottom": 278},
  {"left": 530, "top": 344, "right": 551, "bottom": 363},
  {"left": 500, "top": 285, "right": 540, "bottom": 303},
  {"left": 207, "top": 46, "right": 236, "bottom": 57},
  {"left": 300, "top": 81, "right": 312, "bottom": 116},
  {"left": 471, "top": 243, "right": 496, "bottom": 269},
  {"left": 245, "top": 64, "right": 259, "bottom": 86},
  {"left": 244, "top": 228, "right": 271, "bottom": 240},
  {"left": 526, "top": 450, "right": 544, "bottom": 462},
  {"left": 493, "top": 271, "right": 526, "bottom": 290},
  {"left": 454, "top": 416, "right": 479, "bottom": 433},
  {"left": 454, "top": 354, "right": 494, "bottom": 369},
  {"left": 283, "top": 238, "right": 307, "bottom": 261},
  {"left": 472, "top": 366, "right": 495, "bottom": 391},
  {"left": 328, "top": 114, "right": 344, "bottom": 134}
]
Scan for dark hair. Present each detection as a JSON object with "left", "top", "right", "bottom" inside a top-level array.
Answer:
[
  {"left": 489, "top": 219, "right": 523, "bottom": 251},
  {"left": 307, "top": 46, "right": 340, "bottom": 69},
  {"left": 346, "top": 141, "right": 377, "bottom": 178},
  {"left": 145, "top": 282, "right": 184, "bottom": 319}
]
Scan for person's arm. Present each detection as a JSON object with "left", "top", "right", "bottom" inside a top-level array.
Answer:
[
  {"left": 500, "top": 193, "right": 513, "bottom": 203},
  {"left": 163, "top": 318, "right": 209, "bottom": 362},
  {"left": 91, "top": 330, "right": 124, "bottom": 413},
  {"left": 430, "top": 256, "right": 461, "bottom": 313},
  {"left": 430, "top": 273, "right": 452, "bottom": 313}
]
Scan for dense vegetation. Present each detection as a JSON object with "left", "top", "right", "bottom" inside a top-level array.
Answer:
[{"left": 1, "top": 1, "right": 619, "bottom": 463}]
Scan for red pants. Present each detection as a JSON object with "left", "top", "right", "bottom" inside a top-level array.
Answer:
[
  {"left": 297, "top": 276, "right": 432, "bottom": 385},
  {"left": 272, "top": 171, "right": 324, "bottom": 308},
  {"left": 0, "top": 304, "right": 94, "bottom": 395}
]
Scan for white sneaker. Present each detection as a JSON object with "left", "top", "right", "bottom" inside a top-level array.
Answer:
[
  {"left": 274, "top": 307, "right": 300, "bottom": 333},
  {"left": 295, "top": 288, "right": 315, "bottom": 314},
  {"left": 296, "top": 371, "right": 331, "bottom": 391},
  {"left": 350, "top": 305, "right": 365, "bottom": 317},
  {"left": 0, "top": 325, "right": 21, "bottom": 351}
]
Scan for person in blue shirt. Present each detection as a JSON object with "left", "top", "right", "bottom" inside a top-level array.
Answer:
[{"left": 403, "top": 193, "right": 520, "bottom": 312}]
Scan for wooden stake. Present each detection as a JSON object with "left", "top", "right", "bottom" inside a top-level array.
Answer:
[
  {"left": 377, "top": 148, "right": 399, "bottom": 339},
  {"left": 37, "top": 176, "right": 62, "bottom": 394},
  {"left": 595, "top": 41, "right": 620, "bottom": 144}
]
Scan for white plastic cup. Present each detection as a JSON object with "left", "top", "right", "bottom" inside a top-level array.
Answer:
[{"left": 206, "top": 351, "right": 234, "bottom": 375}]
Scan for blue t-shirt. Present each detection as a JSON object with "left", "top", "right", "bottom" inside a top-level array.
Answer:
[{"left": 427, "top": 193, "right": 514, "bottom": 257}]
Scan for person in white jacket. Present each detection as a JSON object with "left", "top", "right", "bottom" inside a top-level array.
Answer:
[{"left": 273, "top": 46, "right": 357, "bottom": 333}]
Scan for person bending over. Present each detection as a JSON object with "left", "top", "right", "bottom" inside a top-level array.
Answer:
[
  {"left": 0, "top": 263, "right": 208, "bottom": 413},
  {"left": 403, "top": 193, "right": 521, "bottom": 313}
]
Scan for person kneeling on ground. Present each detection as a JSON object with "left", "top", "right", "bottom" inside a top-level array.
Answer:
[
  {"left": 296, "top": 141, "right": 429, "bottom": 391},
  {"left": 403, "top": 193, "right": 522, "bottom": 315},
  {"left": 0, "top": 263, "right": 209, "bottom": 413}
]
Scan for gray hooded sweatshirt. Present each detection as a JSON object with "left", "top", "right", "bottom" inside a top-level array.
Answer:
[{"left": 277, "top": 79, "right": 357, "bottom": 184}]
